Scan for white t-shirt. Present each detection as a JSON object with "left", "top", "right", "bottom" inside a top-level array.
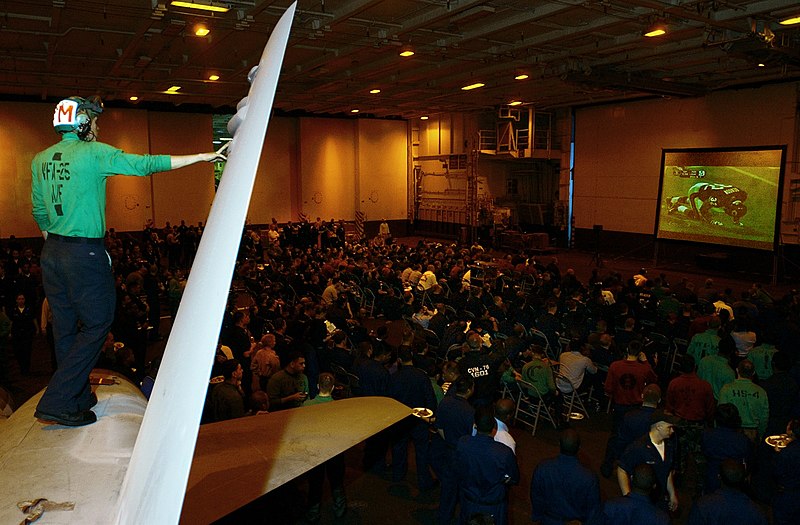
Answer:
[{"left": 653, "top": 438, "right": 666, "bottom": 461}]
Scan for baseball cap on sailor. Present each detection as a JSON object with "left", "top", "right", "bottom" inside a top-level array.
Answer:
[{"left": 649, "top": 409, "right": 679, "bottom": 426}]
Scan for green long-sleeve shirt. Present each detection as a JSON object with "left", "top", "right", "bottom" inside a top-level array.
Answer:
[
  {"left": 31, "top": 133, "right": 171, "bottom": 238},
  {"left": 719, "top": 378, "right": 769, "bottom": 435},
  {"left": 521, "top": 357, "right": 556, "bottom": 398},
  {"left": 748, "top": 344, "right": 778, "bottom": 381},
  {"left": 697, "top": 354, "right": 735, "bottom": 400},
  {"left": 687, "top": 329, "right": 720, "bottom": 363}
]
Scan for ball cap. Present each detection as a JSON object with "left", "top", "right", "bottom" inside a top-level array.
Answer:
[{"left": 649, "top": 409, "right": 680, "bottom": 426}]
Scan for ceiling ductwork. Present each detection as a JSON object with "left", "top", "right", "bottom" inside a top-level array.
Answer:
[{"left": 0, "top": 0, "right": 797, "bottom": 117}]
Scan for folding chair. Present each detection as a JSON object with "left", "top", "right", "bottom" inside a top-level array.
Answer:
[
  {"left": 670, "top": 337, "right": 688, "bottom": 374},
  {"left": 520, "top": 275, "right": 536, "bottom": 295},
  {"left": 530, "top": 328, "right": 556, "bottom": 360},
  {"left": 444, "top": 305, "right": 457, "bottom": 321},
  {"left": 445, "top": 343, "right": 463, "bottom": 361},
  {"left": 348, "top": 282, "right": 364, "bottom": 306},
  {"left": 515, "top": 379, "right": 558, "bottom": 436},
  {"left": 554, "top": 369, "right": 590, "bottom": 420},
  {"left": 362, "top": 288, "right": 376, "bottom": 317},
  {"left": 421, "top": 328, "right": 440, "bottom": 349},
  {"left": 500, "top": 380, "right": 519, "bottom": 402},
  {"left": 645, "top": 332, "right": 670, "bottom": 374},
  {"left": 330, "top": 363, "right": 360, "bottom": 398}
]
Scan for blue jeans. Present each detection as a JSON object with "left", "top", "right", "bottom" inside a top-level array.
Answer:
[{"left": 36, "top": 235, "right": 115, "bottom": 414}]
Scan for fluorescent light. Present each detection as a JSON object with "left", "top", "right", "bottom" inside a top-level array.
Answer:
[
  {"left": 129, "top": 96, "right": 139, "bottom": 101},
  {"left": 208, "top": 74, "right": 220, "bottom": 81},
  {"left": 220, "top": 137, "right": 233, "bottom": 141},
  {"left": 369, "top": 89, "right": 381, "bottom": 94},
  {"left": 351, "top": 109, "right": 360, "bottom": 113},
  {"left": 509, "top": 101, "right": 522, "bottom": 106},
  {"left": 167, "top": 85, "right": 181, "bottom": 92},
  {"left": 461, "top": 82, "right": 485, "bottom": 91},
  {"left": 420, "top": 116, "right": 429, "bottom": 120},
  {"left": 399, "top": 44, "right": 415, "bottom": 57},
  {"left": 779, "top": 16, "right": 800, "bottom": 25},
  {"left": 195, "top": 25, "right": 210, "bottom": 36},
  {"left": 171, "top": 1, "right": 229, "bottom": 13},
  {"left": 758, "top": 63, "right": 765, "bottom": 67},
  {"left": 644, "top": 25, "right": 666, "bottom": 37},
  {"left": 514, "top": 74, "right": 529, "bottom": 80}
]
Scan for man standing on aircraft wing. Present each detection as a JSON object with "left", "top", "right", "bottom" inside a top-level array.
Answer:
[{"left": 31, "top": 95, "right": 226, "bottom": 427}]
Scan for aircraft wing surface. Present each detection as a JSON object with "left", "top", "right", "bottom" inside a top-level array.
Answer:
[
  {"left": 181, "top": 397, "right": 410, "bottom": 524},
  {"left": 0, "top": 373, "right": 145, "bottom": 524}
]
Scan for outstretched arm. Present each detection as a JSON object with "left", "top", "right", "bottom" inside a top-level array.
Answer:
[
  {"left": 170, "top": 143, "right": 229, "bottom": 170},
  {"left": 170, "top": 152, "right": 224, "bottom": 170}
]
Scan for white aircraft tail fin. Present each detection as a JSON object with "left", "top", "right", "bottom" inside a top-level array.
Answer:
[{"left": 115, "top": 4, "right": 297, "bottom": 524}]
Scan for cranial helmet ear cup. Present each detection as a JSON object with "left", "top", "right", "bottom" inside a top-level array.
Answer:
[
  {"left": 75, "top": 111, "right": 92, "bottom": 137},
  {"left": 53, "top": 95, "right": 101, "bottom": 139}
]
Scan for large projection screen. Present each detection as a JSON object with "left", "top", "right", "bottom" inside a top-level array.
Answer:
[{"left": 655, "top": 146, "right": 786, "bottom": 251}]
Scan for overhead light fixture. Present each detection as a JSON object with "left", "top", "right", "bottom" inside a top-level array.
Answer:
[
  {"left": 129, "top": 96, "right": 139, "bottom": 101},
  {"left": 170, "top": 1, "right": 229, "bottom": 13},
  {"left": 643, "top": 22, "right": 667, "bottom": 37},
  {"left": 351, "top": 109, "right": 360, "bottom": 113},
  {"left": 194, "top": 25, "right": 210, "bottom": 36},
  {"left": 514, "top": 74, "right": 529, "bottom": 80},
  {"left": 420, "top": 116, "right": 429, "bottom": 120},
  {"left": 461, "top": 82, "right": 485, "bottom": 91},
  {"left": 165, "top": 85, "right": 182, "bottom": 94},
  {"left": 369, "top": 88, "right": 381, "bottom": 94},
  {"left": 399, "top": 44, "right": 415, "bottom": 57},
  {"left": 208, "top": 74, "right": 220, "bottom": 81},
  {"left": 758, "top": 62, "right": 766, "bottom": 67},
  {"left": 779, "top": 15, "right": 800, "bottom": 25},
  {"left": 508, "top": 100, "right": 523, "bottom": 106}
]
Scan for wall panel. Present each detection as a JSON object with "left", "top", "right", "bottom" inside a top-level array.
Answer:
[
  {"left": 357, "top": 119, "right": 407, "bottom": 221},
  {"left": 148, "top": 112, "right": 215, "bottom": 228},
  {"left": 299, "top": 118, "right": 356, "bottom": 220},
  {"left": 249, "top": 117, "right": 296, "bottom": 224},
  {"left": 103, "top": 109, "right": 153, "bottom": 232}
]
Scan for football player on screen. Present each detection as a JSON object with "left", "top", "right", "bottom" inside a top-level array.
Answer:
[{"left": 667, "top": 182, "right": 748, "bottom": 226}]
